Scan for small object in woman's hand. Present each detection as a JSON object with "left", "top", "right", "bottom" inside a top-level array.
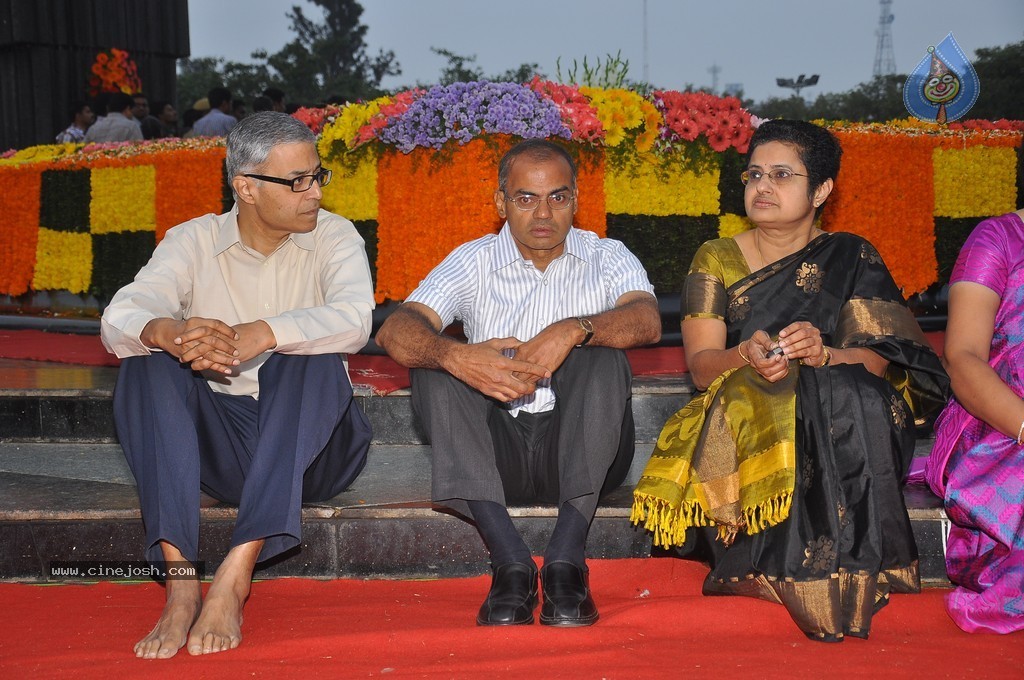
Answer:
[{"left": 766, "top": 346, "right": 785, "bottom": 359}]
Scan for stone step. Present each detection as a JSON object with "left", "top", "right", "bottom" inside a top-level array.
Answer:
[{"left": 0, "top": 441, "right": 950, "bottom": 583}]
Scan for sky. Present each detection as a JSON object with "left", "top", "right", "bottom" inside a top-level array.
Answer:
[{"left": 188, "top": 0, "right": 1023, "bottom": 104}]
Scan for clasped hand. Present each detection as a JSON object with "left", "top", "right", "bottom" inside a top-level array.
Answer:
[
  {"left": 742, "top": 321, "right": 826, "bottom": 382},
  {"left": 143, "top": 317, "right": 275, "bottom": 374},
  {"left": 447, "top": 337, "right": 553, "bottom": 403}
]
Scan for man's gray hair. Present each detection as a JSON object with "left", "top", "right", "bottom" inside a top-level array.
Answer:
[{"left": 225, "top": 111, "right": 316, "bottom": 180}]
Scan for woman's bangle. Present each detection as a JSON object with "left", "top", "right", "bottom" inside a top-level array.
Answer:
[
  {"left": 1017, "top": 418, "right": 1024, "bottom": 446},
  {"left": 800, "top": 346, "right": 831, "bottom": 368},
  {"left": 737, "top": 342, "right": 751, "bottom": 364}
]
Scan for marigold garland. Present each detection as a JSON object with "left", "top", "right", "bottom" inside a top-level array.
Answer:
[
  {"left": 933, "top": 146, "right": 1018, "bottom": 218},
  {"left": 605, "top": 152, "right": 720, "bottom": 217},
  {"left": 32, "top": 228, "right": 92, "bottom": 294},
  {"left": 153, "top": 149, "right": 226, "bottom": 240},
  {"left": 718, "top": 213, "right": 753, "bottom": 239},
  {"left": 0, "top": 165, "right": 42, "bottom": 295},
  {"left": 823, "top": 130, "right": 938, "bottom": 295},
  {"left": 321, "top": 148, "right": 378, "bottom": 222},
  {"left": 90, "top": 166, "right": 157, "bottom": 234},
  {"left": 374, "top": 138, "right": 510, "bottom": 303}
]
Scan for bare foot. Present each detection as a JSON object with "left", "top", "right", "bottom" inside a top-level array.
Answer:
[
  {"left": 186, "top": 540, "right": 262, "bottom": 656},
  {"left": 134, "top": 581, "right": 202, "bottom": 659},
  {"left": 186, "top": 584, "right": 246, "bottom": 655}
]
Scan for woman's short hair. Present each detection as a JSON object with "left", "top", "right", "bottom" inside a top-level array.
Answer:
[
  {"left": 225, "top": 111, "right": 316, "bottom": 181},
  {"left": 748, "top": 120, "right": 842, "bottom": 217}
]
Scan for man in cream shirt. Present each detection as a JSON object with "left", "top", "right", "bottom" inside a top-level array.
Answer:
[{"left": 102, "top": 112, "right": 373, "bottom": 659}]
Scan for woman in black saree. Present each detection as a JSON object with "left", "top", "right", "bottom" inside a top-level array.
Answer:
[{"left": 631, "top": 120, "right": 949, "bottom": 641}]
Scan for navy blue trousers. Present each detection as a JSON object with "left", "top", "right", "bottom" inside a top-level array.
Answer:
[{"left": 114, "top": 351, "right": 371, "bottom": 564}]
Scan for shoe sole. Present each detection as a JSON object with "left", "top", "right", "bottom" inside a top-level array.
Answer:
[
  {"left": 476, "top": 615, "right": 535, "bottom": 626},
  {"left": 539, "top": 613, "right": 599, "bottom": 627}
]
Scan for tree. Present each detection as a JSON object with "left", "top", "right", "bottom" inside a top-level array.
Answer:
[
  {"left": 269, "top": 0, "right": 400, "bottom": 104},
  {"left": 970, "top": 40, "right": 1024, "bottom": 121},
  {"left": 429, "top": 48, "right": 540, "bottom": 86},
  {"left": 176, "top": 55, "right": 276, "bottom": 113},
  {"left": 750, "top": 95, "right": 811, "bottom": 121},
  {"left": 178, "top": 0, "right": 399, "bottom": 108}
]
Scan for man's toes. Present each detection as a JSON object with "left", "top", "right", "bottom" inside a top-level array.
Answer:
[{"left": 156, "top": 641, "right": 179, "bottom": 659}]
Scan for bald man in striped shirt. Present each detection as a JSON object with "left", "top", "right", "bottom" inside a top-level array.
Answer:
[{"left": 376, "top": 139, "right": 661, "bottom": 628}]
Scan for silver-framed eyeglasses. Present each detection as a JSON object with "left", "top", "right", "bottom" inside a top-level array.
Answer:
[
  {"left": 503, "top": 190, "right": 575, "bottom": 211},
  {"left": 740, "top": 168, "right": 808, "bottom": 186},
  {"left": 243, "top": 168, "right": 332, "bottom": 192}
]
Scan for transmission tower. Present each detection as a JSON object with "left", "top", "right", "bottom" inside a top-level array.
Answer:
[
  {"left": 708, "top": 63, "right": 721, "bottom": 94},
  {"left": 873, "top": 0, "right": 897, "bottom": 77}
]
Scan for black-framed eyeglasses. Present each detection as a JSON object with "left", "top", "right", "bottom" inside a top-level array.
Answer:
[
  {"left": 740, "top": 168, "right": 808, "bottom": 186},
  {"left": 243, "top": 168, "right": 332, "bottom": 192},
  {"left": 503, "top": 190, "right": 575, "bottom": 211}
]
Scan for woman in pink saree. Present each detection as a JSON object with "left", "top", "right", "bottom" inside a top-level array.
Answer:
[{"left": 926, "top": 209, "right": 1024, "bottom": 634}]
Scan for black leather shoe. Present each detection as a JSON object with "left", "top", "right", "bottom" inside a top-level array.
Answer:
[
  {"left": 540, "top": 561, "right": 599, "bottom": 627},
  {"left": 476, "top": 562, "right": 538, "bottom": 626}
]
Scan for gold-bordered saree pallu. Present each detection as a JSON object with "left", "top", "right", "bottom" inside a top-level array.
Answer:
[{"left": 632, "top": 233, "right": 949, "bottom": 642}]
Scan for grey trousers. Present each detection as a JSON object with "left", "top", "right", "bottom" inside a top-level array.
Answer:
[{"left": 411, "top": 346, "right": 634, "bottom": 521}]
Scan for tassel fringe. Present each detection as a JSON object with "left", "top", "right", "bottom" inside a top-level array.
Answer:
[{"left": 631, "top": 491, "right": 793, "bottom": 549}]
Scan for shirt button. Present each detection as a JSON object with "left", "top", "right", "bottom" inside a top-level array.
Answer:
[{"left": 264, "top": 303, "right": 271, "bottom": 310}]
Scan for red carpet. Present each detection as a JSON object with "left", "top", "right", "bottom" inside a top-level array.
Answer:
[{"left": 0, "top": 559, "right": 1018, "bottom": 679}]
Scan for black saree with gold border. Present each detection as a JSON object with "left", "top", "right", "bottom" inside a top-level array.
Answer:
[{"left": 632, "top": 232, "right": 949, "bottom": 641}]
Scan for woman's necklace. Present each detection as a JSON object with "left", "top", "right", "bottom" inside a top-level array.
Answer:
[
  {"left": 754, "top": 228, "right": 821, "bottom": 269},
  {"left": 754, "top": 229, "right": 768, "bottom": 269}
]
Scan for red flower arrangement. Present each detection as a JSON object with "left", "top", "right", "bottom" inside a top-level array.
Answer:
[
  {"left": 527, "top": 77, "right": 605, "bottom": 144},
  {"left": 652, "top": 91, "right": 753, "bottom": 153},
  {"left": 89, "top": 48, "right": 142, "bottom": 97},
  {"left": 291, "top": 105, "right": 343, "bottom": 136}
]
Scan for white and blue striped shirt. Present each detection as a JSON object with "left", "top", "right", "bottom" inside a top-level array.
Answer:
[{"left": 406, "top": 224, "right": 655, "bottom": 414}]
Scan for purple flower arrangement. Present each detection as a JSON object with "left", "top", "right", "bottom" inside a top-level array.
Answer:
[{"left": 377, "top": 81, "right": 571, "bottom": 153}]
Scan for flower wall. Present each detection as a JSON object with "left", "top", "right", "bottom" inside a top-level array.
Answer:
[{"left": 1, "top": 81, "right": 1021, "bottom": 307}]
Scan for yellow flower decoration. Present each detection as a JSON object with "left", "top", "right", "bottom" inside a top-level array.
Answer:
[
  {"left": 318, "top": 96, "right": 391, "bottom": 158},
  {"left": 933, "top": 146, "right": 1017, "bottom": 218},
  {"left": 0, "top": 144, "right": 80, "bottom": 167},
  {"left": 605, "top": 153, "right": 720, "bottom": 216},
  {"left": 91, "top": 166, "right": 156, "bottom": 234},
  {"left": 321, "top": 148, "right": 378, "bottom": 222},
  {"left": 718, "top": 213, "right": 753, "bottom": 238},
  {"left": 32, "top": 228, "right": 92, "bottom": 294},
  {"left": 580, "top": 87, "right": 663, "bottom": 152}
]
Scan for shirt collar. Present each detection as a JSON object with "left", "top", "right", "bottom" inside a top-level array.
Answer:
[
  {"left": 491, "top": 223, "right": 590, "bottom": 271},
  {"left": 214, "top": 206, "right": 318, "bottom": 255}
]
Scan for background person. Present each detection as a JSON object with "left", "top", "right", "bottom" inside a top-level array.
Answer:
[
  {"left": 55, "top": 100, "right": 94, "bottom": 143},
  {"left": 84, "top": 92, "right": 143, "bottom": 143}
]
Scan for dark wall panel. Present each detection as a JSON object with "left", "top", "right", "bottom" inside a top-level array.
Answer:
[{"left": 0, "top": 0, "right": 189, "bottom": 150}]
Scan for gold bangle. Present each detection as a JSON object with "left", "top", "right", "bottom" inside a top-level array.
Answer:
[
  {"left": 737, "top": 342, "right": 751, "bottom": 364},
  {"left": 801, "top": 346, "right": 831, "bottom": 368},
  {"left": 1017, "top": 418, "right": 1024, "bottom": 446}
]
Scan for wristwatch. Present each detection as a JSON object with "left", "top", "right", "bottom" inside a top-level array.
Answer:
[{"left": 575, "top": 317, "right": 594, "bottom": 347}]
